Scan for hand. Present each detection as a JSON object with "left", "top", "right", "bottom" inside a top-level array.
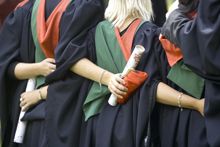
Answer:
[
  {"left": 196, "top": 98, "right": 205, "bottom": 116},
  {"left": 20, "top": 90, "right": 42, "bottom": 111},
  {"left": 117, "top": 70, "right": 148, "bottom": 104},
  {"left": 37, "top": 58, "right": 56, "bottom": 76},
  {"left": 108, "top": 74, "right": 128, "bottom": 98}
]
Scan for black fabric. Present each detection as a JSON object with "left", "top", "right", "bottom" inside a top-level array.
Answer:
[
  {"left": 157, "top": 2, "right": 208, "bottom": 147},
  {"left": 151, "top": 0, "right": 167, "bottom": 27},
  {"left": 78, "top": 22, "right": 169, "bottom": 147},
  {"left": 0, "top": 0, "right": 21, "bottom": 28},
  {"left": 44, "top": 0, "right": 105, "bottom": 147},
  {"left": 46, "top": 0, "right": 105, "bottom": 83},
  {"left": 0, "top": 0, "right": 105, "bottom": 146},
  {"left": 0, "top": 1, "right": 35, "bottom": 147},
  {"left": 16, "top": 1, "right": 68, "bottom": 147},
  {"left": 178, "top": 0, "right": 199, "bottom": 13},
  {"left": 156, "top": 94, "right": 208, "bottom": 147},
  {"left": 162, "top": 2, "right": 220, "bottom": 82},
  {"left": 162, "top": 0, "right": 220, "bottom": 146},
  {"left": 45, "top": 0, "right": 61, "bottom": 20}
]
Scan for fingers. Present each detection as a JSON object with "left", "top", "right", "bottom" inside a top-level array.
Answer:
[
  {"left": 115, "top": 75, "right": 126, "bottom": 85},
  {"left": 108, "top": 74, "right": 128, "bottom": 98},
  {"left": 108, "top": 85, "right": 123, "bottom": 98},
  {"left": 114, "top": 75, "right": 128, "bottom": 91},
  {"left": 20, "top": 97, "right": 36, "bottom": 111},
  {"left": 20, "top": 92, "right": 25, "bottom": 97},
  {"left": 43, "top": 61, "right": 56, "bottom": 76},
  {"left": 20, "top": 97, "right": 30, "bottom": 111},
  {"left": 46, "top": 59, "right": 56, "bottom": 71},
  {"left": 45, "top": 58, "right": 55, "bottom": 63},
  {"left": 39, "top": 58, "right": 56, "bottom": 76},
  {"left": 19, "top": 91, "right": 40, "bottom": 111},
  {"left": 22, "top": 103, "right": 30, "bottom": 111},
  {"left": 48, "top": 63, "right": 56, "bottom": 70},
  {"left": 20, "top": 94, "right": 27, "bottom": 108},
  {"left": 45, "top": 58, "right": 56, "bottom": 70},
  {"left": 112, "top": 77, "right": 127, "bottom": 92},
  {"left": 109, "top": 84, "right": 125, "bottom": 98},
  {"left": 20, "top": 98, "right": 26, "bottom": 107}
]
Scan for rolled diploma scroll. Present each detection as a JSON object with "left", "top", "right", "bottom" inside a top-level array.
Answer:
[
  {"left": 14, "top": 78, "right": 36, "bottom": 143},
  {"left": 108, "top": 45, "right": 145, "bottom": 106}
]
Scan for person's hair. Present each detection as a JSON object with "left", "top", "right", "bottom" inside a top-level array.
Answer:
[{"left": 105, "top": 0, "right": 153, "bottom": 27}]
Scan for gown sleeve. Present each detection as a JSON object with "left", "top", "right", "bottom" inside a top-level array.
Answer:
[
  {"left": 46, "top": 0, "right": 105, "bottom": 83},
  {"left": 162, "top": 0, "right": 220, "bottom": 82},
  {"left": 161, "top": 1, "right": 220, "bottom": 146},
  {"left": 0, "top": 6, "right": 27, "bottom": 142}
]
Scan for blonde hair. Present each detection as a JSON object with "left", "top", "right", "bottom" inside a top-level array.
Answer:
[{"left": 105, "top": 0, "right": 153, "bottom": 27}]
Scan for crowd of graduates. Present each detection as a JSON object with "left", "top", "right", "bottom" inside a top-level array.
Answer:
[{"left": 1, "top": 0, "right": 220, "bottom": 147}]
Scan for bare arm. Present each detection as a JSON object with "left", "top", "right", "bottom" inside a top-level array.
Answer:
[
  {"left": 70, "top": 58, "right": 205, "bottom": 115},
  {"left": 20, "top": 57, "right": 127, "bottom": 111},
  {"left": 106, "top": 74, "right": 204, "bottom": 115},
  {"left": 70, "top": 58, "right": 112, "bottom": 85},
  {"left": 14, "top": 58, "right": 56, "bottom": 80},
  {"left": 156, "top": 82, "right": 204, "bottom": 115},
  {"left": 70, "top": 58, "right": 128, "bottom": 98}
]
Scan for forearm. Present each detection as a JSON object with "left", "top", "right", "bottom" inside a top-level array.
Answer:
[
  {"left": 70, "top": 58, "right": 113, "bottom": 86},
  {"left": 39, "top": 85, "right": 48, "bottom": 99},
  {"left": 156, "top": 82, "right": 199, "bottom": 111},
  {"left": 14, "top": 63, "right": 41, "bottom": 80}
]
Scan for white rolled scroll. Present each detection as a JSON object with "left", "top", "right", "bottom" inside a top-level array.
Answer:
[
  {"left": 108, "top": 45, "right": 145, "bottom": 106},
  {"left": 14, "top": 78, "right": 36, "bottom": 143}
]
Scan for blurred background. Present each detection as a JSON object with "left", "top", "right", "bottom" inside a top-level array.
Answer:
[{"left": 0, "top": 0, "right": 22, "bottom": 28}]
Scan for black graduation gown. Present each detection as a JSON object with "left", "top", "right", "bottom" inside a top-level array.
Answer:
[
  {"left": 162, "top": 0, "right": 220, "bottom": 146},
  {"left": 154, "top": 1, "right": 209, "bottom": 147},
  {"left": 0, "top": 0, "right": 76, "bottom": 147},
  {"left": 44, "top": 0, "right": 105, "bottom": 147},
  {"left": 79, "top": 22, "right": 169, "bottom": 147},
  {"left": 151, "top": 0, "right": 167, "bottom": 27},
  {"left": 156, "top": 90, "right": 208, "bottom": 147},
  {"left": 21, "top": 0, "right": 105, "bottom": 147},
  {"left": 18, "top": 1, "right": 69, "bottom": 147},
  {"left": 0, "top": 1, "right": 35, "bottom": 147}
]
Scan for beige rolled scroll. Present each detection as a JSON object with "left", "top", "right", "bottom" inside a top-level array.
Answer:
[
  {"left": 14, "top": 78, "right": 36, "bottom": 143},
  {"left": 108, "top": 45, "right": 145, "bottom": 106}
]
